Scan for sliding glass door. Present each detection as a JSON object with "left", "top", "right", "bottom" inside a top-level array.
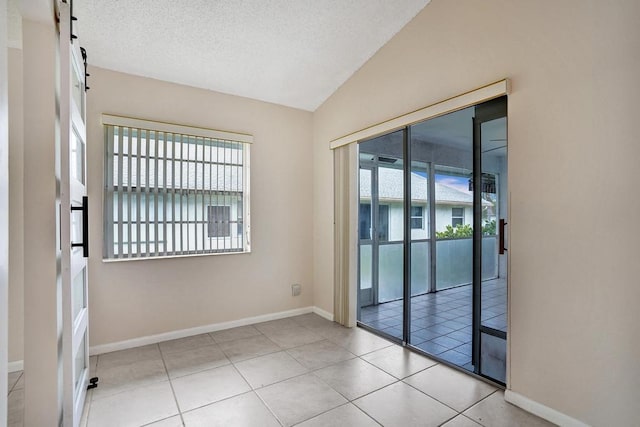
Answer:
[
  {"left": 358, "top": 131, "right": 405, "bottom": 341},
  {"left": 474, "top": 97, "right": 508, "bottom": 383},
  {"left": 357, "top": 96, "right": 508, "bottom": 384}
]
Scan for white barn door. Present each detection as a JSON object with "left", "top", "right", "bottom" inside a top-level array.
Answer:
[{"left": 58, "top": 1, "right": 91, "bottom": 425}]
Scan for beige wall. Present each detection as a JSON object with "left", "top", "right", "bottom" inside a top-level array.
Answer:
[
  {"left": 313, "top": 1, "right": 640, "bottom": 425},
  {"left": 0, "top": 0, "right": 8, "bottom": 420},
  {"left": 22, "top": 19, "right": 62, "bottom": 426},
  {"left": 87, "top": 68, "right": 314, "bottom": 346},
  {"left": 8, "top": 47, "right": 24, "bottom": 364}
]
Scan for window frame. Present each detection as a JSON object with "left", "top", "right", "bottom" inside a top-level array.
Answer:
[
  {"left": 410, "top": 205, "right": 424, "bottom": 229},
  {"left": 102, "top": 115, "right": 252, "bottom": 261},
  {"left": 451, "top": 207, "right": 465, "bottom": 227}
]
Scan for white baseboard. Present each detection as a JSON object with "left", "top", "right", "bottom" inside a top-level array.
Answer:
[
  {"left": 8, "top": 360, "right": 23, "bottom": 373},
  {"left": 312, "top": 306, "right": 334, "bottom": 321},
  {"left": 90, "top": 306, "right": 332, "bottom": 356},
  {"left": 504, "top": 389, "right": 589, "bottom": 427}
]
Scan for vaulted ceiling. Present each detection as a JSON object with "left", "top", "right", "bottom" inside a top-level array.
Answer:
[{"left": 71, "top": 0, "right": 431, "bottom": 111}]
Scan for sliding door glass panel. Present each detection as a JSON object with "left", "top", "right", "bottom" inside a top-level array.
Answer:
[
  {"left": 357, "top": 131, "right": 404, "bottom": 341},
  {"left": 407, "top": 108, "right": 474, "bottom": 367},
  {"left": 435, "top": 168, "right": 473, "bottom": 290},
  {"left": 355, "top": 100, "right": 508, "bottom": 383},
  {"left": 480, "top": 332, "right": 506, "bottom": 383},
  {"left": 410, "top": 161, "right": 429, "bottom": 296},
  {"left": 378, "top": 242, "right": 403, "bottom": 302},
  {"left": 410, "top": 241, "right": 429, "bottom": 295},
  {"left": 477, "top": 97, "right": 508, "bottom": 384},
  {"left": 480, "top": 116, "right": 507, "bottom": 334},
  {"left": 359, "top": 167, "right": 373, "bottom": 307}
]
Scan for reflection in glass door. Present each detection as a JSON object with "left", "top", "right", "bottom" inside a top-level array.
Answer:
[
  {"left": 475, "top": 98, "right": 508, "bottom": 383},
  {"left": 358, "top": 131, "right": 405, "bottom": 341},
  {"left": 357, "top": 96, "right": 508, "bottom": 384}
]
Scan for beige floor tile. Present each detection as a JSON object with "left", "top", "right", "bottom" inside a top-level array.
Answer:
[
  {"left": 171, "top": 364, "right": 250, "bottom": 412},
  {"left": 296, "top": 403, "right": 379, "bottom": 427},
  {"left": 209, "top": 325, "right": 262, "bottom": 343},
  {"left": 159, "top": 334, "right": 215, "bottom": 355},
  {"left": 464, "top": 391, "right": 555, "bottom": 427},
  {"left": 93, "top": 357, "right": 168, "bottom": 400},
  {"left": 313, "top": 358, "right": 396, "bottom": 400},
  {"left": 257, "top": 374, "right": 347, "bottom": 426},
  {"left": 182, "top": 391, "right": 280, "bottom": 427},
  {"left": 354, "top": 382, "right": 457, "bottom": 427},
  {"left": 292, "top": 313, "right": 334, "bottom": 330},
  {"left": 317, "top": 323, "right": 359, "bottom": 341},
  {"left": 79, "top": 390, "right": 92, "bottom": 427},
  {"left": 404, "top": 364, "right": 496, "bottom": 411},
  {"left": 90, "top": 356, "right": 98, "bottom": 376},
  {"left": 303, "top": 319, "right": 349, "bottom": 337},
  {"left": 441, "top": 414, "right": 483, "bottom": 427},
  {"left": 8, "top": 371, "right": 23, "bottom": 393},
  {"left": 163, "top": 344, "right": 230, "bottom": 379},
  {"left": 254, "top": 318, "right": 301, "bottom": 335},
  {"left": 260, "top": 325, "right": 324, "bottom": 349},
  {"left": 87, "top": 381, "right": 178, "bottom": 427},
  {"left": 234, "top": 351, "right": 308, "bottom": 388},
  {"left": 97, "top": 344, "right": 162, "bottom": 369},
  {"left": 145, "top": 415, "right": 184, "bottom": 426},
  {"left": 286, "top": 340, "right": 355, "bottom": 370},
  {"left": 8, "top": 371, "right": 22, "bottom": 393},
  {"left": 361, "top": 345, "right": 437, "bottom": 379},
  {"left": 13, "top": 373, "right": 24, "bottom": 391},
  {"left": 8, "top": 388, "right": 24, "bottom": 427},
  {"left": 327, "top": 327, "right": 393, "bottom": 356},
  {"left": 218, "top": 335, "right": 281, "bottom": 362}
]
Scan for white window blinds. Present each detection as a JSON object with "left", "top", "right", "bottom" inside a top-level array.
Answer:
[{"left": 102, "top": 116, "right": 251, "bottom": 260}]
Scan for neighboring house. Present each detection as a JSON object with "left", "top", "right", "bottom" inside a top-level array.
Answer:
[
  {"left": 106, "top": 131, "right": 246, "bottom": 256},
  {"left": 359, "top": 167, "right": 494, "bottom": 242}
]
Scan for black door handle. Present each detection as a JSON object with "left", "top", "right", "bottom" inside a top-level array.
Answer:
[
  {"left": 71, "top": 196, "right": 89, "bottom": 258},
  {"left": 499, "top": 218, "right": 507, "bottom": 255}
]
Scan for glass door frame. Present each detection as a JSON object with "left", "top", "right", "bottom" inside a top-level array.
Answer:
[
  {"left": 356, "top": 96, "right": 508, "bottom": 385},
  {"left": 472, "top": 97, "right": 508, "bottom": 384},
  {"left": 358, "top": 161, "right": 376, "bottom": 310}
]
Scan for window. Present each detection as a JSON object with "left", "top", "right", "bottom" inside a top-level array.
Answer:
[
  {"left": 452, "top": 207, "right": 464, "bottom": 227},
  {"left": 378, "top": 205, "right": 389, "bottom": 241},
  {"left": 410, "top": 205, "right": 424, "bottom": 229},
  {"left": 358, "top": 203, "right": 391, "bottom": 241},
  {"left": 102, "top": 115, "right": 251, "bottom": 259},
  {"left": 359, "top": 203, "right": 371, "bottom": 240},
  {"left": 207, "top": 206, "right": 231, "bottom": 238}
]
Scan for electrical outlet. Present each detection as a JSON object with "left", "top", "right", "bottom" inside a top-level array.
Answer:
[{"left": 291, "top": 283, "right": 302, "bottom": 296}]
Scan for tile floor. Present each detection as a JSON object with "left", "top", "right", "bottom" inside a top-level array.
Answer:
[
  {"left": 360, "top": 279, "right": 507, "bottom": 368},
  {"left": 6, "top": 312, "right": 553, "bottom": 426}
]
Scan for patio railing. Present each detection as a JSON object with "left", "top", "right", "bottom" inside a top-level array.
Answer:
[{"left": 360, "top": 236, "right": 498, "bottom": 303}]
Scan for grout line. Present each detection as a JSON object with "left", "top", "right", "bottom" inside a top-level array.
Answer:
[
  {"left": 402, "top": 377, "right": 468, "bottom": 415},
  {"left": 158, "top": 343, "right": 186, "bottom": 426},
  {"left": 7, "top": 371, "right": 22, "bottom": 395},
  {"left": 87, "top": 314, "right": 500, "bottom": 426},
  {"left": 243, "top": 384, "right": 285, "bottom": 426},
  {"left": 80, "top": 388, "right": 93, "bottom": 427},
  {"left": 459, "top": 390, "right": 500, "bottom": 427}
]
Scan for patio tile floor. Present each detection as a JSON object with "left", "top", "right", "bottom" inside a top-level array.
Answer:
[{"left": 360, "top": 278, "right": 507, "bottom": 370}]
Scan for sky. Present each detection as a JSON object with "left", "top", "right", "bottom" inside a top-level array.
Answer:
[{"left": 435, "top": 174, "right": 471, "bottom": 194}]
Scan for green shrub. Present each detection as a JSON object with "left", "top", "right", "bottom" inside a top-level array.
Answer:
[{"left": 435, "top": 220, "right": 496, "bottom": 239}]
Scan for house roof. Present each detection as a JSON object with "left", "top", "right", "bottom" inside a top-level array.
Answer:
[{"left": 359, "top": 167, "right": 490, "bottom": 206}]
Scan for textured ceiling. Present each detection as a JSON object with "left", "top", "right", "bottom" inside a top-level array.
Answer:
[{"left": 74, "top": 0, "right": 430, "bottom": 111}]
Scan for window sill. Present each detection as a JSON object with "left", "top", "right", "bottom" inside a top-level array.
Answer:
[{"left": 102, "top": 249, "right": 251, "bottom": 263}]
